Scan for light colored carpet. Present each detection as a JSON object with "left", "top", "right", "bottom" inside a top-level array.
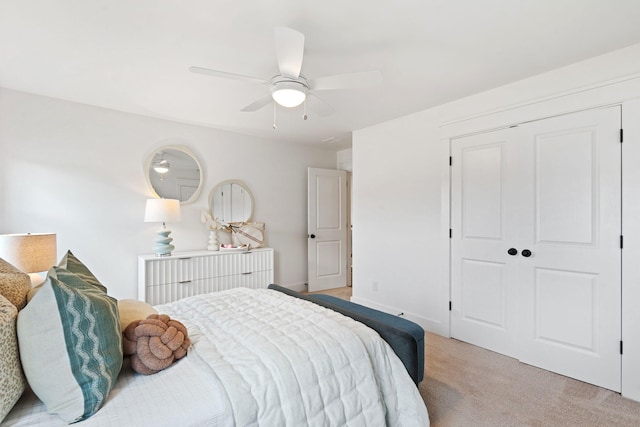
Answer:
[
  {"left": 420, "top": 332, "right": 640, "bottom": 426},
  {"left": 312, "top": 286, "right": 640, "bottom": 426}
]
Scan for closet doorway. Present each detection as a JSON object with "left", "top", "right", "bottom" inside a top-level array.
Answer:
[{"left": 450, "top": 106, "right": 622, "bottom": 391}]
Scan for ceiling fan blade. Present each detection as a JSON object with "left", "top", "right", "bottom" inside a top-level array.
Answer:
[
  {"left": 309, "top": 70, "right": 383, "bottom": 91},
  {"left": 306, "top": 93, "right": 334, "bottom": 117},
  {"left": 275, "top": 27, "right": 305, "bottom": 78},
  {"left": 241, "top": 95, "right": 273, "bottom": 112},
  {"left": 189, "top": 66, "right": 267, "bottom": 85}
]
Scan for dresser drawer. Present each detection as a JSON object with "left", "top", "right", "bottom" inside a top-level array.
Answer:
[
  {"left": 144, "top": 256, "right": 194, "bottom": 286},
  {"left": 230, "top": 270, "right": 274, "bottom": 290},
  {"left": 213, "top": 250, "right": 274, "bottom": 276}
]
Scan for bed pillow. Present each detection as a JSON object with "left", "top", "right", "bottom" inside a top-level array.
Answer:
[
  {"left": 0, "top": 258, "right": 31, "bottom": 310},
  {"left": 26, "top": 250, "right": 104, "bottom": 303},
  {"left": 0, "top": 294, "right": 26, "bottom": 423},
  {"left": 17, "top": 266, "right": 122, "bottom": 423},
  {"left": 57, "top": 250, "right": 106, "bottom": 292},
  {"left": 117, "top": 299, "right": 158, "bottom": 331}
]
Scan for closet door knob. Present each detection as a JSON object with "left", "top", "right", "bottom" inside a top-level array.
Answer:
[
  {"left": 309, "top": 234, "right": 316, "bottom": 239},
  {"left": 521, "top": 249, "right": 532, "bottom": 257},
  {"left": 507, "top": 248, "right": 518, "bottom": 256}
]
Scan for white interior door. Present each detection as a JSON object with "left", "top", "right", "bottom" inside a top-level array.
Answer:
[
  {"left": 451, "top": 106, "right": 621, "bottom": 391},
  {"left": 451, "top": 128, "right": 520, "bottom": 358},
  {"left": 308, "top": 168, "right": 347, "bottom": 292},
  {"left": 517, "top": 107, "right": 621, "bottom": 391}
]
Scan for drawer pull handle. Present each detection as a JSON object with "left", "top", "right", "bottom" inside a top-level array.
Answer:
[
  {"left": 242, "top": 272, "right": 252, "bottom": 275},
  {"left": 179, "top": 280, "right": 192, "bottom": 284},
  {"left": 179, "top": 257, "right": 192, "bottom": 260}
]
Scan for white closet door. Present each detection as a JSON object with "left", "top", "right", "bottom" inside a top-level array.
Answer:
[
  {"left": 517, "top": 107, "right": 621, "bottom": 391},
  {"left": 451, "top": 107, "right": 621, "bottom": 391},
  {"left": 451, "top": 128, "right": 520, "bottom": 358}
]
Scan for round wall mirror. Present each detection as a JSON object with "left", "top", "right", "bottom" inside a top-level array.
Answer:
[
  {"left": 209, "top": 180, "right": 254, "bottom": 223},
  {"left": 145, "top": 146, "right": 203, "bottom": 204}
]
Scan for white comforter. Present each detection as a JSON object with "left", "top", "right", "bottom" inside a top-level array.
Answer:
[{"left": 4, "top": 288, "right": 429, "bottom": 426}]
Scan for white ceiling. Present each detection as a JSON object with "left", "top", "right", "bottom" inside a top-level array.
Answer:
[{"left": 2, "top": 1, "right": 640, "bottom": 149}]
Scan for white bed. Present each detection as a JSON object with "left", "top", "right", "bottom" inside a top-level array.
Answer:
[{"left": 4, "top": 288, "right": 429, "bottom": 426}]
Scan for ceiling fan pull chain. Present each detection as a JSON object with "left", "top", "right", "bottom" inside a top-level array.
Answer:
[
  {"left": 272, "top": 102, "right": 278, "bottom": 130},
  {"left": 303, "top": 99, "right": 308, "bottom": 120}
]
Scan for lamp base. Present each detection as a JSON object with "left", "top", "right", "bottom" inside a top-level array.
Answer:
[{"left": 153, "top": 225, "right": 175, "bottom": 257}]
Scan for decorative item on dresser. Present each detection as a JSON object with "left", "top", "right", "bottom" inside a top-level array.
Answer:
[
  {"left": 143, "top": 198, "right": 181, "bottom": 257},
  {"left": 0, "top": 233, "right": 57, "bottom": 286},
  {"left": 200, "top": 210, "right": 221, "bottom": 251},
  {"left": 138, "top": 248, "right": 274, "bottom": 304}
]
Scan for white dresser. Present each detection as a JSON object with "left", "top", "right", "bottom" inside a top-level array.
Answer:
[{"left": 138, "top": 248, "right": 274, "bottom": 305}]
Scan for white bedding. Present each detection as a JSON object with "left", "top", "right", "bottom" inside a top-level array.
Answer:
[{"left": 4, "top": 288, "right": 429, "bottom": 426}]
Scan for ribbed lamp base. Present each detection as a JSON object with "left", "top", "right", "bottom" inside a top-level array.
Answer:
[{"left": 153, "top": 227, "right": 175, "bottom": 257}]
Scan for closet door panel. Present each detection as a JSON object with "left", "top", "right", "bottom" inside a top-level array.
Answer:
[
  {"left": 518, "top": 106, "right": 621, "bottom": 392},
  {"left": 462, "top": 144, "right": 504, "bottom": 240},
  {"left": 450, "top": 127, "right": 520, "bottom": 358},
  {"left": 535, "top": 128, "right": 596, "bottom": 244}
]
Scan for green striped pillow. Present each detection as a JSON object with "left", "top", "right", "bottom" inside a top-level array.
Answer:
[
  {"left": 58, "top": 250, "right": 106, "bottom": 292},
  {"left": 17, "top": 265, "right": 122, "bottom": 423}
]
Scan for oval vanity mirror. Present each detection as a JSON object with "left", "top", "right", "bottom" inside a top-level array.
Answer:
[
  {"left": 145, "top": 146, "right": 203, "bottom": 204},
  {"left": 209, "top": 180, "right": 254, "bottom": 223}
]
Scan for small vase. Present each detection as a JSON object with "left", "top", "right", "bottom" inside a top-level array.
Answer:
[{"left": 207, "top": 230, "right": 219, "bottom": 251}]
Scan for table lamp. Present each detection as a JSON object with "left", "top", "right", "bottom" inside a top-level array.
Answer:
[
  {"left": 144, "top": 198, "right": 181, "bottom": 257},
  {"left": 0, "top": 233, "right": 57, "bottom": 285}
]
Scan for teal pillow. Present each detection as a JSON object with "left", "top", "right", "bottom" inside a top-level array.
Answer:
[
  {"left": 17, "top": 265, "right": 122, "bottom": 423},
  {"left": 58, "top": 250, "right": 106, "bottom": 292}
]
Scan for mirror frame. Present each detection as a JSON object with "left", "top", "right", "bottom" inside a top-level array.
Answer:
[
  {"left": 144, "top": 145, "right": 204, "bottom": 205},
  {"left": 208, "top": 179, "right": 255, "bottom": 223}
]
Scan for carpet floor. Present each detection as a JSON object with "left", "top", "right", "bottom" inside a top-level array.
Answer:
[
  {"left": 313, "top": 287, "right": 640, "bottom": 426},
  {"left": 420, "top": 331, "right": 640, "bottom": 426}
]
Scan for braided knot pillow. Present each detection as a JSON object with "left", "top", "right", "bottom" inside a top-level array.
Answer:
[{"left": 123, "top": 314, "right": 190, "bottom": 375}]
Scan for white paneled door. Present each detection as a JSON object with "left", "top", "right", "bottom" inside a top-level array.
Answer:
[
  {"left": 308, "top": 168, "right": 347, "bottom": 292},
  {"left": 450, "top": 128, "right": 521, "bottom": 358},
  {"left": 517, "top": 107, "right": 621, "bottom": 391},
  {"left": 451, "top": 107, "right": 621, "bottom": 391}
]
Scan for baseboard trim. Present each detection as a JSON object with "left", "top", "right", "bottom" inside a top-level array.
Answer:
[
  {"left": 350, "top": 295, "right": 449, "bottom": 337},
  {"left": 274, "top": 282, "right": 308, "bottom": 292}
]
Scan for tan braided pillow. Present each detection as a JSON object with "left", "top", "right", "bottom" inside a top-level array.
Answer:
[{"left": 123, "top": 314, "right": 190, "bottom": 375}]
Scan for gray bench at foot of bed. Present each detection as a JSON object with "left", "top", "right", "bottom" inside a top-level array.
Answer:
[{"left": 267, "top": 284, "right": 424, "bottom": 385}]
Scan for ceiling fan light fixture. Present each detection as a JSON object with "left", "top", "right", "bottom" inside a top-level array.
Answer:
[{"left": 271, "top": 81, "right": 307, "bottom": 108}]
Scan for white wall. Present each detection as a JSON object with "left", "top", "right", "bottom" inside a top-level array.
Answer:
[
  {"left": 336, "top": 148, "right": 353, "bottom": 172},
  {"left": 352, "top": 110, "right": 450, "bottom": 335},
  {"left": 352, "top": 42, "right": 640, "bottom": 400},
  {"left": 0, "top": 88, "right": 336, "bottom": 299}
]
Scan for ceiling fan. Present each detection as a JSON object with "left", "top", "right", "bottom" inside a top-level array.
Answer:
[{"left": 189, "top": 27, "right": 382, "bottom": 119}]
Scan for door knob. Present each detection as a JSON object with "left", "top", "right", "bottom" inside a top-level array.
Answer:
[
  {"left": 309, "top": 234, "right": 316, "bottom": 239},
  {"left": 507, "top": 248, "right": 518, "bottom": 256},
  {"left": 521, "top": 249, "right": 532, "bottom": 257}
]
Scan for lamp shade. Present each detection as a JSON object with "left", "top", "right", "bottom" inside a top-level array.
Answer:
[
  {"left": 144, "top": 199, "right": 181, "bottom": 223},
  {"left": 0, "top": 233, "right": 57, "bottom": 273}
]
